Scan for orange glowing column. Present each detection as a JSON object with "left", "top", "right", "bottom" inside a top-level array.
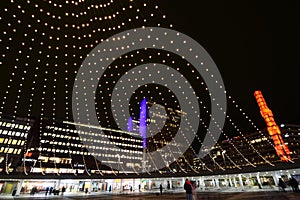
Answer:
[{"left": 254, "top": 90, "right": 291, "bottom": 162}]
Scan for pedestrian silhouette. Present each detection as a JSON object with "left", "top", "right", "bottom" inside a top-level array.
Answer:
[
  {"left": 278, "top": 178, "right": 287, "bottom": 192},
  {"left": 160, "top": 183, "right": 163, "bottom": 195}
]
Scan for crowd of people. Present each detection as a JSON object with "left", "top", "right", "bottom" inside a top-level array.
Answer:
[
  {"left": 183, "top": 177, "right": 299, "bottom": 200},
  {"left": 278, "top": 177, "right": 299, "bottom": 192}
]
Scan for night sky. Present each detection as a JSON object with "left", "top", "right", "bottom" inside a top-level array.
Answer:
[
  {"left": 158, "top": 0, "right": 299, "bottom": 127},
  {"left": 0, "top": 0, "right": 299, "bottom": 136}
]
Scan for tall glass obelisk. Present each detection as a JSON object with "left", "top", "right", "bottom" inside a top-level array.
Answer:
[{"left": 139, "top": 98, "right": 147, "bottom": 172}]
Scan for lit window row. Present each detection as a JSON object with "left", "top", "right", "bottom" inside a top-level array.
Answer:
[
  {"left": 42, "top": 148, "right": 90, "bottom": 155},
  {"left": 45, "top": 127, "right": 142, "bottom": 143},
  {"left": 80, "top": 138, "right": 143, "bottom": 149},
  {"left": 0, "top": 137, "right": 25, "bottom": 146},
  {"left": 0, "top": 147, "right": 22, "bottom": 154},
  {"left": 46, "top": 125, "right": 80, "bottom": 133},
  {"left": 43, "top": 132, "right": 80, "bottom": 140},
  {"left": 87, "top": 145, "right": 143, "bottom": 155},
  {"left": 46, "top": 140, "right": 82, "bottom": 147},
  {"left": 0, "top": 130, "right": 28, "bottom": 137},
  {"left": 250, "top": 137, "right": 268, "bottom": 144},
  {"left": 0, "top": 121, "right": 31, "bottom": 130}
]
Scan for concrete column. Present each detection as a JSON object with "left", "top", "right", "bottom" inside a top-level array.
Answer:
[
  {"left": 56, "top": 179, "right": 61, "bottom": 190},
  {"left": 273, "top": 172, "right": 280, "bottom": 186},
  {"left": 15, "top": 180, "right": 24, "bottom": 196},
  {"left": 238, "top": 174, "right": 244, "bottom": 191},
  {"left": 133, "top": 179, "right": 135, "bottom": 191},
  {"left": 89, "top": 179, "right": 93, "bottom": 193},
  {"left": 257, "top": 173, "right": 262, "bottom": 189},
  {"left": 229, "top": 177, "right": 233, "bottom": 187},
  {"left": 233, "top": 176, "right": 237, "bottom": 188},
  {"left": 215, "top": 178, "right": 220, "bottom": 188},
  {"left": 120, "top": 179, "right": 123, "bottom": 192}
]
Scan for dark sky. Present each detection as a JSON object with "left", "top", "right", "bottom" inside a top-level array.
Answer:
[
  {"left": 158, "top": 0, "right": 299, "bottom": 127},
  {"left": 0, "top": 0, "right": 299, "bottom": 133}
]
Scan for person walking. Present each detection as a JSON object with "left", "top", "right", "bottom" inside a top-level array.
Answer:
[
  {"left": 184, "top": 179, "right": 193, "bottom": 200},
  {"left": 61, "top": 186, "right": 66, "bottom": 195},
  {"left": 291, "top": 177, "right": 299, "bottom": 192},
  {"left": 278, "top": 178, "right": 287, "bottom": 192}
]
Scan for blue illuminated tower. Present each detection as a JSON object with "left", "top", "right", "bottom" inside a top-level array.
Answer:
[{"left": 140, "top": 98, "right": 147, "bottom": 171}]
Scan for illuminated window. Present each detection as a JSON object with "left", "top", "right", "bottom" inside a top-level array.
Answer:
[
  {"left": 13, "top": 149, "right": 18, "bottom": 154},
  {"left": 4, "top": 138, "right": 8, "bottom": 144}
]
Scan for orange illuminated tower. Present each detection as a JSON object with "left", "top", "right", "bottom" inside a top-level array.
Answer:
[{"left": 254, "top": 90, "right": 291, "bottom": 162}]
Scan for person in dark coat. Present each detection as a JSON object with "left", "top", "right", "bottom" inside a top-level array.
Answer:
[
  {"left": 61, "top": 186, "right": 66, "bottom": 195},
  {"left": 278, "top": 178, "right": 287, "bottom": 192},
  {"left": 184, "top": 179, "right": 192, "bottom": 200},
  {"left": 49, "top": 186, "right": 53, "bottom": 195},
  {"left": 159, "top": 183, "right": 163, "bottom": 195},
  {"left": 45, "top": 187, "right": 49, "bottom": 195},
  {"left": 290, "top": 177, "right": 299, "bottom": 192}
]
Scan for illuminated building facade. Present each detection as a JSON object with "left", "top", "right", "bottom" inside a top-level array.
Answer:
[
  {"left": 25, "top": 118, "right": 144, "bottom": 175},
  {"left": 0, "top": 114, "right": 299, "bottom": 196},
  {"left": 0, "top": 116, "right": 33, "bottom": 174},
  {"left": 193, "top": 124, "right": 300, "bottom": 173},
  {"left": 0, "top": 116, "right": 34, "bottom": 195}
]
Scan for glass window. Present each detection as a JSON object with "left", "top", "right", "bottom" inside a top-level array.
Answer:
[
  {"left": 13, "top": 149, "right": 18, "bottom": 154},
  {"left": 8, "top": 139, "right": 12, "bottom": 144},
  {"left": 8, "top": 148, "right": 14, "bottom": 153}
]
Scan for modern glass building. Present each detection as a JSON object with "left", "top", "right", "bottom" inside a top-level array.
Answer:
[{"left": 0, "top": 115, "right": 299, "bottom": 196}]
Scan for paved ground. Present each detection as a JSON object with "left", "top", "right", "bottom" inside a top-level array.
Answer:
[{"left": 1, "top": 191, "right": 300, "bottom": 200}]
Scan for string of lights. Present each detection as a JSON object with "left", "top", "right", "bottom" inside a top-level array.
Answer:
[{"left": 1, "top": 0, "right": 295, "bottom": 177}]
